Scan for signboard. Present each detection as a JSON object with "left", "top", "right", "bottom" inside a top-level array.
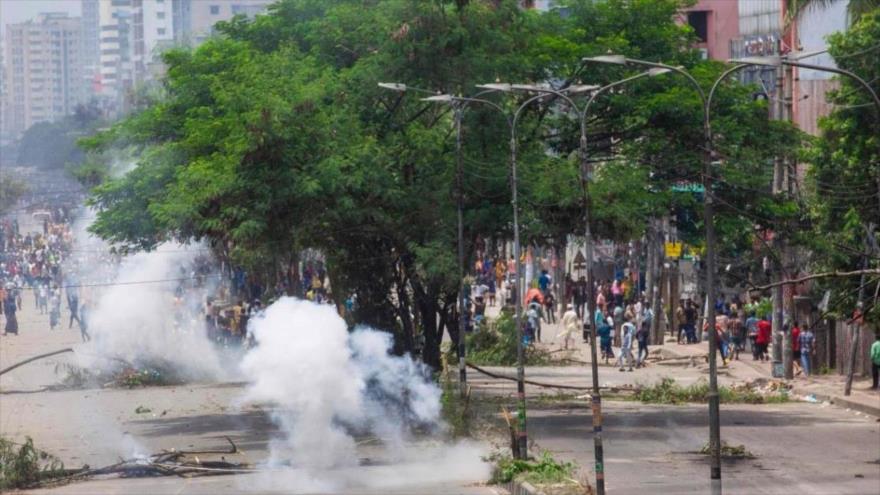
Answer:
[{"left": 665, "top": 242, "right": 683, "bottom": 259}]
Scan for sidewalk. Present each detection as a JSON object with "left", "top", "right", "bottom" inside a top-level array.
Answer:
[{"left": 658, "top": 339, "right": 880, "bottom": 417}]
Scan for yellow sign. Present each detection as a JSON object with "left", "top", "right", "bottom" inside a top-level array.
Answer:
[{"left": 665, "top": 242, "right": 682, "bottom": 258}]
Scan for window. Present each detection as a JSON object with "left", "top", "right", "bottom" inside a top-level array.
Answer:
[
  {"left": 687, "top": 11, "right": 708, "bottom": 43},
  {"left": 209, "top": 5, "right": 220, "bottom": 15},
  {"left": 157, "top": 28, "right": 166, "bottom": 35},
  {"left": 157, "top": 12, "right": 165, "bottom": 19}
]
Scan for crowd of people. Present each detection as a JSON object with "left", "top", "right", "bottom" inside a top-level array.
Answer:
[
  {"left": 460, "top": 250, "right": 835, "bottom": 379},
  {"left": 0, "top": 211, "right": 95, "bottom": 341}
]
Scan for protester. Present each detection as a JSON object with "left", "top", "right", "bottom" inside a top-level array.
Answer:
[
  {"left": 636, "top": 316, "right": 650, "bottom": 368},
  {"left": 798, "top": 326, "right": 816, "bottom": 376},
  {"left": 558, "top": 304, "right": 579, "bottom": 350},
  {"left": 756, "top": 316, "right": 771, "bottom": 361},
  {"left": 543, "top": 290, "right": 556, "bottom": 324},
  {"left": 746, "top": 311, "right": 759, "bottom": 359},
  {"left": 3, "top": 286, "right": 18, "bottom": 335},
  {"left": 616, "top": 314, "right": 635, "bottom": 372},
  {"left": 598, "top": 315, "right": 613, "bottom": 364}
]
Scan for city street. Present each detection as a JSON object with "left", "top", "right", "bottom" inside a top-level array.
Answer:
[
  {"left": 3, "top": 1, "right": 880, "bottom": 494},
  {"left": 1, "top": 299, "right": 496, "bottom": 495}
]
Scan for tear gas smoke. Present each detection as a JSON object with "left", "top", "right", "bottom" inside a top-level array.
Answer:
[
  {"left": 239, "top": 298, "right": 489, "bottom": 491},
  {"left": 69, "top": 208, "right": 228, "bottom": 381}
]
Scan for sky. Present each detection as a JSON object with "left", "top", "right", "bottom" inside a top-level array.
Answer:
[{"left": 1, "top": 0, "right": 80, "bottom": 35}]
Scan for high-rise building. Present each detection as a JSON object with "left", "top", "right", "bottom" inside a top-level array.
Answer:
[
  {"left": 97, "top": 0, "right": 173, "bottom": 103},
  {"left": 1, "top": 13, "right": 89, "bottom": 138},
  {"left": 172, "top": 0, "right": 271, "bottom": 46},
  {"left": 82, "top": 0, "right": 101, "bottom": 88}
]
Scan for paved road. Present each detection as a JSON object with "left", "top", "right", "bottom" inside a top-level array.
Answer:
[
  {"left": 1, "top": 282, "right": 496, "bottom": 495},
  {"left": 524, "top": 399, "right": 880, "bottom": 494}
]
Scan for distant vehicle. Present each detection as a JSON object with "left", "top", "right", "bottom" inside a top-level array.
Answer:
[{"left": 32, "top": 210, "right": 52, "bottom": 221}]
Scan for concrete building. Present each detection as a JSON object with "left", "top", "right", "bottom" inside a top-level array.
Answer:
[
  {"left": 682, "top": 0, "right": 740, "bottom": 61},
  {"left": 82, "top": 0, "right": 101, "bottom": 90},
  {"left": 97, "top": 0, "right": 173, "bottom": 103},
  {"left": 172, "top": 0, "right": 271, "bottom": 46},
  {"left": 731, "top": 0, "right": 783, "bottom": 99},
  {"left": 792, "top": 0, "right": 848, "bottom": 136},
  {"left": 1, "top": 13, "right": 89, "bottom": 138}
]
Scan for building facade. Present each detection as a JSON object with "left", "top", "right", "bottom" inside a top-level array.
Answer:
[
  {"left": 1, "top": 13, "right": 89, "bottom": 138},
  {"left": 96, "top": 0, "right": 173, "bottom": 106},
  {"left": 682, "top": 0, "right": 740, "bottom": 61},
  {"left": 172, "top": 0, "right": 271, "bottom": 46}
]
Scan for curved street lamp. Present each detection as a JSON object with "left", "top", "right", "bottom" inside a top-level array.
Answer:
[{"left": 377, "top": 83, "right": 499, "bottom": 402}]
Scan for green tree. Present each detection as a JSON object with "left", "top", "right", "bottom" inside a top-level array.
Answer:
[{"left": 805, "top": 10, "right": 880, "bottom": 322}]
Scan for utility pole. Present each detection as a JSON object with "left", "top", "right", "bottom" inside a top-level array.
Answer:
[
  {"left": 781, "top": 58, "right": 796, "bottom": 380},
  {"left": 770, "top": 62, "right": 787, "bottom": 377},
  {"left": 845, "top": 223, "right": 876, "bottom": 395},
  {"left": 454, "top": 104, "right": 468, "bottom": 398}
]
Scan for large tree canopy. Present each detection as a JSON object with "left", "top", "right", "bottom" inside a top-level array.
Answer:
[{"left": 79, "top": 0, "right": 801, "bottom": 366}]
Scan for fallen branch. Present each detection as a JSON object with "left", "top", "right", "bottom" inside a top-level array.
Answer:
[
  {"left": 749, "top": 269, "right": 880, "bottom": 291},
  {"left": 0, "top": 348, "right": 73, "bottom": 376},
  {"left": 466, "top": 361, "right": 635, "bottom": 392}
]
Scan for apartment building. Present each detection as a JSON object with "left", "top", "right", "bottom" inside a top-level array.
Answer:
[
  {"left": 173, "top": 0, "right": 271, "bottom": 46},
  {"left": 1, "top": 13, "right": 89, "bottom": 138},
  {"left": 97, "top": 0, "right": 174, "bottom": 100}
]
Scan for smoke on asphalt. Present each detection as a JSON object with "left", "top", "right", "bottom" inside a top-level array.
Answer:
[
  {"left": 238, "top": 297, "right": 489, "bottom": 492},
  {"left": 69, "top": 208, "right": 228, "bottom": 382}
]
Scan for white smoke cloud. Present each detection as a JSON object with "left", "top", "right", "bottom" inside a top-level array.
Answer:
[
  {"left": 238, "top": 297, "right": 490, "bottom": 491},
  {"left": 75, "top": 243, "right": 227, "bottom": 381},
  {"left": 68, "top": 206, "right": 228, "bottom": 381}
]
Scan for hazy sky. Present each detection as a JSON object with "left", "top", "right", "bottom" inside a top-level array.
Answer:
[{"left": 1, "top": 0, "right": 81, "bottom": 35}]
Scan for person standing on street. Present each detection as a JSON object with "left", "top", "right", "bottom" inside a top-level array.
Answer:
[
  {"left": 3, "top": 287, "right": 18, "bottom": 335},
  {"left": 559, "top": 304, "right": 579, "bottom": 350},
  {"left": 49, "top": 286, "right": 61, "bottom": 330},
  {"left": 746, "top": 311, "right": 759, "bottom": 359},
  {"left": 684, "top": 299, "right": 698, "bottom": 344},
  {"left": 616, "top": 314, "right": 636, "bottom": 372},
  {"left": 636, "top": 316, "right": 650, "bottom": 368},
  {"left": 67, "top": 288, "right": 81, "bottom": 329},
  {"left": 871, "top": 334, "right": 880, "bottom": 390},
  {"left": 798, "top": 326, "right": 816, "bottom": 376},
  {"left": 756, "top": 316, "right": 772, "bottom": 361}
]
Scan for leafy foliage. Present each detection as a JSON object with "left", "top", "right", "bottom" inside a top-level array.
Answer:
[
  {"left": 489, "top": 450, "right": 576, "bottom": 485},
  {"left": 0, "top": 437, "right": 65, "bottom": 489},
  {"left": 75, "top": 0, "right": 802, "bottom": 367},
  {"left": 804, "top": 10, "right": 880, "bottom": 323},
  {"left": 635, "top": 377, "right": 789, "bottom": 404},
  {"left": 462, "top": 312, "right": 550, "bottom": 366}
]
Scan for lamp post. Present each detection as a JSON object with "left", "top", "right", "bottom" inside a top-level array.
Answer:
[
  {"left": 377, "top": 83, "right": 496, "bottom": 400},
  {"left": 583, "top": 55, "right": 761, "bottom": 495},
  {"left": 572, "top": 69, "right": 666, "bottom": 494}
]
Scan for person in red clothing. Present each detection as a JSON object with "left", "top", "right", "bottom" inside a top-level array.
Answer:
[
  {"left": 755, "top": 317, "right": 772, "bottom": 361},
  {"left": 791, "top": 322, "right": 802, "bottom": 374}
]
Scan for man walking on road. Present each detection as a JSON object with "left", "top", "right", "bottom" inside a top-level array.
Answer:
[
  {"left": 798, "top": 326, "right": 816, "bottom": 376},
  {"left": 756, "top": 316, "right": 771, "bottom": 361},
  {"left": 559, "top": 304, "right": 579, "bottom": 350},
  {"left": 617, "top": 314, "right": 635, "bottom": 372},
  {"left": 870, "top": 334, "right": 880, "bottom": 390}
]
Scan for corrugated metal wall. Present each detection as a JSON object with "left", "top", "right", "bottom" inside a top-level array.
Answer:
[{"left": 738, "top": 0, "right": 781, "bottom": 36}]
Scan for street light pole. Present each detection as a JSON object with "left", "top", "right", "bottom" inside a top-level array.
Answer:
[
  {"left": 579, "top": 72, "right": 656, "bottom": 495},
  {"left": 454, "top": 103, "right": 468, "bottom": 399},
  {"left": 378, "top": 83, "right": 471, "bottom": 398},
  {"left": 583, "top": 55, "right": 760, "bottom": 494}
]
